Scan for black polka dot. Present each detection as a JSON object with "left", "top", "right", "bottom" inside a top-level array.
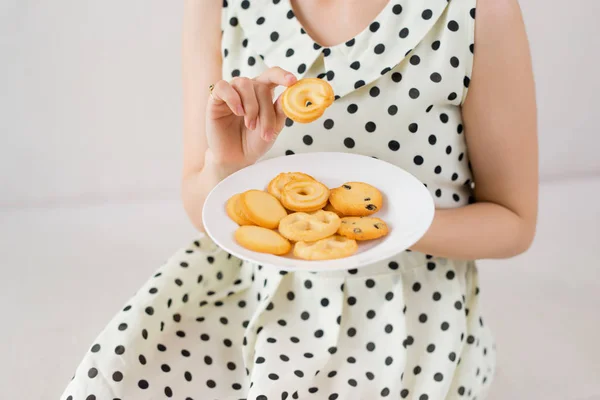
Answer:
[
  {"left": 344, "top": 137, "right": 355, "bottom": 148},
  {"left": 433, "top": 292, "right": 442, "bottom": 301},
  {"left": 321, "top": 298, "right": 330, "bottom": 307},
  {"left": 374, "top": 44, "right": 385, "bottom": 54},
  {"left": 414, "top": 365, "right": 422, "bottom": 375},
  {"left": 323, "top": 119, "right": 334, "bottom": 129},
  {"left": 285, "top": 150, "right": 294, "bottom": 155},
  {"left": 370, "top": 22, "right": 380, "bottom": 32},
  {"left": 354, "top": 80, "right": 365, "bottom": 89},
  {"left": 464, "top": 76, "right": 471, "bottom": 87},
  {"left": 297, "top": 64, "right": 306, "bottom": 74},
  {"left": 87, "top": 367, "right": 98, "bottom": 378},
  {"left": 161, "top": 364, "right": 171, "bottom": 372},
  {"left": 414, "top": 156, "right": 424, "bottom": 165},
  {"left": 114, "top": 345, "right": 125, "bottom": 355},
  {"left": 347, "top": 104, "right": 358, "bottom": 113},
  {"left": 399, "top": 27, "right": 409, "bottom": 38},
  {"left": 440, "top": 113, "right": 449, "bottom": 123},
  {"left": 410, "top": 55, "right": 421, "bottom": 65},
  {"left": 365, "top": 122, "right": 376, "bottom": 132},
  {"left": 345, "top": 38, "right": 355, "bottom": 47},
  {"left": 268, "top": 373, "right": 279, "bottom": 380},
  {"left": 388, "top": 140, "right": 400, "bottom": 151},
  {"left": 393, "top": 4, "right": 403, "bottom": 14},
  {"left": 422, "top": 9, "right": 433, "bottom": 19},
  {"left": 450, "top": 56, "right": 460, "bottom": 68},
  {"left": 138, "top": 380, "right": 149, "bottom": 389},
  {"left": 118, "top": 323, "right": 128, "bottom": 331},
  {"left": 401, "top": 389, "right": 410, "bottom": 398},
  {"left": 446, "top": 145, "right": 453, "bottom": 154},
  {"left": 428, "top": 135, "right": 437, "bottom": 145},
  {"left": 448, "top": 92, "right": 458, "bottom": 101},
  {"left": 286, "top": 48, "right": 295, "bottom": 57},
  {"left": 206, "top": 380, "right": 216, "bottom": 388},
  {"left": 448, "top": 20, "right": 459, "bottom": 31},
  {"left": 419, "top": 313, "right": 428, "bottom": 323},
  {"left": 430, "top": 73, "right": 442, "bottom": 83},
  {"left": 369, "top": 86, "right": 380, "bottom": 97},
  {"left": 449, "top": 352, "right": 457, "bottom": 361},
  {"left": 434, "top": 372, "right": 444, "bottom": 382},
  {"left": 409, "top": 88, "right": 420, "bottom": 99},
  {"left": 90, "top": 344, "right": 101, "bottom": 353},
  {"left": 229, "top": 17, "right": 238, "bottom": 26},
  {"left": 287, "top": 9, "right": 294, "bottom": 18},
  {"left": 391, "top": 72, "right": 402, "bottom": 82},
  {"left": 432, "top": 40, "right": 441, "bottom": 51},
  {"left": 412, "top": 282, "right": 421, "bottom": 292},
  {"left": 388, "top": 105, "right": 398, "bottom": 115},
  {"left": 303, "top": 135, "right": 313, "bottom": 145},
  {"left": 270, "top": 32, "right": 279, "bottom": 41}
]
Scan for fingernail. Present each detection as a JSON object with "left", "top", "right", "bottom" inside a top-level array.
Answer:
[
  {"left": 249, "top": 119, "right": 257, "bottom": 130},
  {"left": 237, "top": 105, "right": 244, "bottom": 115},
  {"left": 285, "top": 73, "right": 296, "bottom": 83}
]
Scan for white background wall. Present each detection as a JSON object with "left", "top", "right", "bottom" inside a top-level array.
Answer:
[{"left": 1, "top": 0, "right": 600, "bottom": 208}]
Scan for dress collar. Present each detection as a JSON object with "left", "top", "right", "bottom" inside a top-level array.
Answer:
[{"left": 236, "top": 0, "right": 450, "bottom": 98}]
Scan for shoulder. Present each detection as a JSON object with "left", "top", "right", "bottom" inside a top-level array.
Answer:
[{"left": 473, "top": 0, "right": 527, "bottom": 42}]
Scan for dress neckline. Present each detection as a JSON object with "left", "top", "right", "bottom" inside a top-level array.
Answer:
[{"left": 234, "top": 0, "right": 451, "bottom": 98}]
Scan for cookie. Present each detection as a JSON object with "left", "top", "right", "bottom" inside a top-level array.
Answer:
[
  {"left": 240, "top": 190, "right": 288, "bottom": 229},
  {"left": 329, "top": 182, "right": 383, "bottom": 216},
  {"left": 338, "top": 216, "right": 389, "bottom": 240},
  {"left": 323, "top": 201, "right": 345, "bottom": 217},
  {"left": 293, "top": 235, "right": 358, "bottom": 260},
  {"left": 278, "top": 210, "right": 341, "bottom": 242},
  {"left": 267, "top": 172, "right": 315, "bottom": 200},
  {"left": 234, "top": 225, "right": 291, "bottom": 255},
  {"left": 280, "top": 180, "right": 330, "bottom": 212},
  {"left": 226, "top": 193, "right": 253, "bottom": 226}
]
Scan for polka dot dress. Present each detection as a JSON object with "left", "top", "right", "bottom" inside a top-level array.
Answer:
[{"left": 61, "top": 1, "right": 497, "bottom": 399}]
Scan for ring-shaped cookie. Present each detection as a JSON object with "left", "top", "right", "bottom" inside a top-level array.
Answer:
[
  {"left": 293, "top": 235, "right": 358, "bottom": 260},
  {"left": 281, "top": 78, "right": 335, "bottom": 123},
  {"left": 267, "top": 172, "right": 315, "bottom": 200},
  {"left": 280, "top": 180, "right": 330, "bottom": 212},
  {"left": 278, "top": 210, "right": 341, "bottom": 242}
]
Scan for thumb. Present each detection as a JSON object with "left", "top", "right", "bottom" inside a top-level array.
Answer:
[{"left": 273, "top": 95, "right": 289, "bottom": 135}]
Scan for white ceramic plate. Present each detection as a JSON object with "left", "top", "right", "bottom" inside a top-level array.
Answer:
[{"left": 203, "top": 152, "right": 435, "bottom": 272}]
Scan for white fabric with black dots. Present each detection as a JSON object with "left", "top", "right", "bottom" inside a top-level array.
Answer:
[{"left": 61, "top": 1, "right": 496, "bottom": 400}]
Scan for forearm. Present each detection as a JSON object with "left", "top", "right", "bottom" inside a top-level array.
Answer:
[
  {"left": 181, "top": 150, "right": 241, "bottom": 233},
  {"left": 410, "top": 202, "right": 536, "bottom": 260}
]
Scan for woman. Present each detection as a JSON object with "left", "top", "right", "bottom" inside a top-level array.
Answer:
[{"left": 61, "top": 0, "right": 537, "bottom": 399}]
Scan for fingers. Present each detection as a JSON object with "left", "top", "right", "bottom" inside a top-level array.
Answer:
[
  {"left": 231, "top": 77, "right": 259, "bottom": 130},
  {"left": 209, "top": 80, "right": 244, "bottom": 116},
  {"left": 273, "top": 95, "right": 288, "bottom": 134},
  {"left": 256, "top": 84, "right": 278, "bottom": 141},
  {"left": 254, "top": 66, "right": 297, "bottom": 89}
]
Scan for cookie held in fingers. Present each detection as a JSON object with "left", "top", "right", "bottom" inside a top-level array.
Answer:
[
  {"left": 226, "top": 193, "right": 254, "bottom": 226},
  {"left": 329, "top": 182, "right": 383, "bottom": 216},
  {"left": 338, "top": 217, "right": 389, "bottom": 240},
  {"left": 281, "top": 78, "right": 335, "bottom": 123},
  {"left": 280, "top": 180, "right": 330, "bottom": 212},
  {"left": 240, "top": 190, "right": 288, "bottom": 229},
  {"left": 267, "top": 172, "right": 315, "bottom": 200},
  {"left": 278, "top": 210, "right": 341, "bottom": 242},
  {"left": 234, "top": 226, "right": 291, "bottom": 255},
  {"left": 293, "top": 235, "right": 358, "bottom": 260}
]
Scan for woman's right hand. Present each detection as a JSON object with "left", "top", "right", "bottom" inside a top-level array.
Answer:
[{"left": 205, "top": 67, "right": 297, "bottom": 171}]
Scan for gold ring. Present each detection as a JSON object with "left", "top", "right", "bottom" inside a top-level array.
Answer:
[{"left": 208, "top": 84, "right": 215, "bottom": 99}]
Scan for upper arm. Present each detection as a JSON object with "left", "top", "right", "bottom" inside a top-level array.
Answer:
[
  {"left": 462, "top": 0, "right": 539, "bottom": 236},
  {"left": 182, "top": 0, "right": 224, "bottom": 177}
]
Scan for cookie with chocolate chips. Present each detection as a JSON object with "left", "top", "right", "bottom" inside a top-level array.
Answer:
[
  {"left": 337, "top": 217, "right": 389, "bottom": 241},
  {"left": 329, "top": 182, "right": 383, "bottom": 216}
]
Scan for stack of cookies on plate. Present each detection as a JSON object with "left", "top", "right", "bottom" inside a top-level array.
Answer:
[{"left": 226, "top": 172, "right": 390, "bottom": 261}]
